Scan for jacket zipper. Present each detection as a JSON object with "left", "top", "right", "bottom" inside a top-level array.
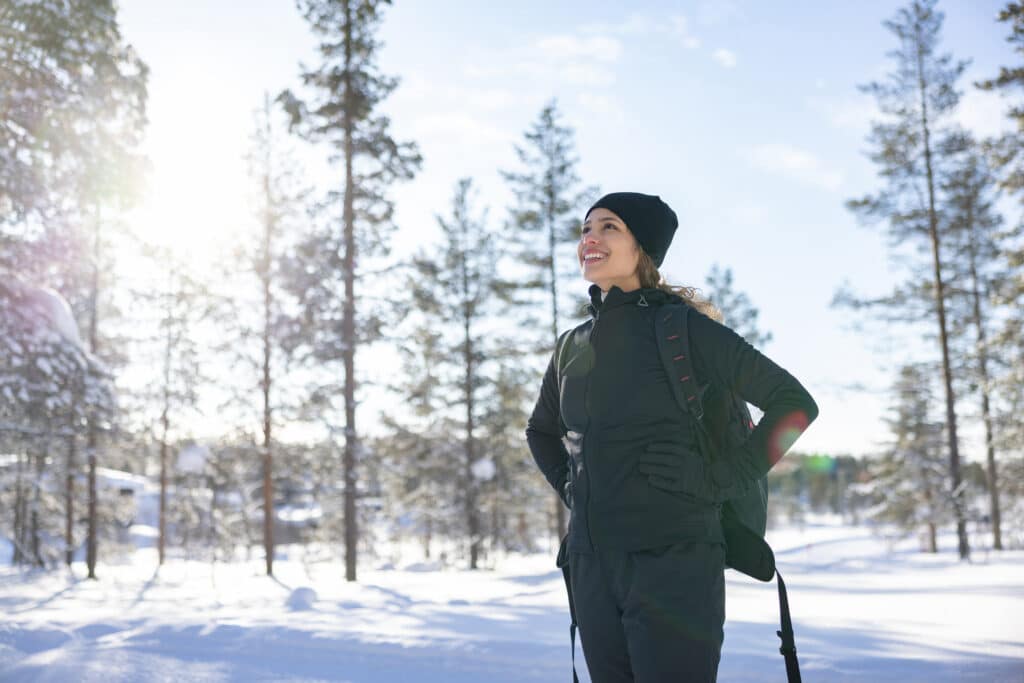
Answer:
[{"left": 582, "top": 307, "right": 600, "bottom": 551}]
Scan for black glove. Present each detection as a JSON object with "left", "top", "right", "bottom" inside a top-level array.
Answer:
[
  {"left": 637, "top": 441, "right": 710, "bottom": 500},
  {"left": 639, "top": 440, "right": 762, "bottom": 503}
]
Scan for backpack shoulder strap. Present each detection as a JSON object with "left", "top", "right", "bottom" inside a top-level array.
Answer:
[{"left": 654, "top": 302, "right": 708, "bottom": 422}]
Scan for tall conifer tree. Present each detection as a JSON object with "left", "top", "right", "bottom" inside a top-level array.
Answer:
[
  {"left": 840, "top": 0, "right": 971, "bottom": 558},
  {"left": 212, "top": 94, "right": 311, "bottom": 575},
  {"left": 279, "top": 0, "right": 421, "bottom": 581},
  {"left": 941, "top": 138, "right": 1011, "bottom": 550},
  {"left": 859, "top": 364, "right": 949, "bottom": 551},
  {"left": 975, "top": 4, "right": 1024, "bottom": 512},
  {"left": 501, "top": 100, "right": 593, "bottom": 537},
  {"left": 404, "top": 179, "right": 496, "bottom": 569},
  {"left": 975, "top": 3, "right": 1024, "bottom": 198}
]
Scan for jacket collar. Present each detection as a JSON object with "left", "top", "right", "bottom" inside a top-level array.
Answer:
[{"left": 586, "top": 283, "right": 674, "bottom": 319}]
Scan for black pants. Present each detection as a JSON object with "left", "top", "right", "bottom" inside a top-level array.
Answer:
[{"left": 569, "top": 541, "right": 726, "bottom": 683}]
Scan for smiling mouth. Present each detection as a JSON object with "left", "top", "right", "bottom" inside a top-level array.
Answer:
[{"left": 583, "top": 253, "right": 607, "bottom": 264}]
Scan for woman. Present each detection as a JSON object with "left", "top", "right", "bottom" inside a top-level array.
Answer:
[{"left": 525, "top": 192, "right": 819, "bottom": 682}]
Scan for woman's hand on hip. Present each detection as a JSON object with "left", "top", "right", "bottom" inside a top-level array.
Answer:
[{"left": 636, "top": 441, "right": 711, "bottom": 501}]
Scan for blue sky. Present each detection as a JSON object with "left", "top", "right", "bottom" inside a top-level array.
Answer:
[{"left": 117, "top": 0, "right": 1016, "bottom": 458}]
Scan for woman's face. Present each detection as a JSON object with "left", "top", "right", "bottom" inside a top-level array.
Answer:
[{"left": 578, "top": 208, "right": 642, "bottom": 292}]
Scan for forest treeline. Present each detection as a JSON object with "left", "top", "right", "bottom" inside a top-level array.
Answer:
[{"left": 1, "top": 0, "right": 1022, "bottom": 579}]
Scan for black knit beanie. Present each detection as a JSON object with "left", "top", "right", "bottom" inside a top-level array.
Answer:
[{"left": 585, "top": 192, "right": 678, "bottom": 268}]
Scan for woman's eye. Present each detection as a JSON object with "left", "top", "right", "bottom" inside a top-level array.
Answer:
[
  {"left": 581, "top": 226, "right": 590, "bottom": 234},
  {"left": 604, "top": 223, "right": 617, "bottom": 230}
]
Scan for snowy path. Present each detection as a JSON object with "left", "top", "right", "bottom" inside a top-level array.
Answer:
[{"left": 1, "top": 522, "right": 1022, "bottom": 682}]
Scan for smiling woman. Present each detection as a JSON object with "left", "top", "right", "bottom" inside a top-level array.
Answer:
[
  {"left": 528, "top": 191, "right": 819, "bottom": 682},
  {"left": 578, "top": 208, "right": 642, "bottom": 293}
]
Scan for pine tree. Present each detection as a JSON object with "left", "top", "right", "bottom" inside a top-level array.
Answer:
[
  {"left": 0, "top": 281, "right": 114, "bottom": 566},
  {"left": 479, "top": 358, "right": 550, "bottom": 554},
  {"left": 974, "top": 5, "right": 1024, "bottom": 527},
  {"left": 401, "top": 178, "right": 498, "bottom": 570},
  {"left": 858, "top": 364, "right": 949, "bottom": 551},
  {"left": 0, "top": 0, "right": 148, "bottom": 235},
  {"left": 126, "top": 247, "right": 216, "bottom": 565},
  {"left": 838, "top": 0, "right": 972, "bottom": 559},
  {"left": 974, "top": 3, "right": 1024, "bottom": 197},
  {"left": 208, "top": 94, "right": 312, "bottom": 575},
  {"left": 279, "top": 0, "right": 421, "bottom": 581},
  {"left": 703, "top": 264, "right": 773, "bottom": 348},
  {"left": 249, "top": 95, "right": 309, "bottom": 576},
  {"left": 379, "top": 322, "right": 452, "bottom": 562},
  {"left": 941, "top": 136, "right": 1012, "bottom": 550},
  {"left": 501, "top": 99, "right": 594, "bottom": 537},
  {"left": 1, "top": 0, "right": 148, "bottom": 579}
]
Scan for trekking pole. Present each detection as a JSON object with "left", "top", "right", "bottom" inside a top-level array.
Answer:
[{"left": 775, "top": 570, "right": 801, "bottom": 683}]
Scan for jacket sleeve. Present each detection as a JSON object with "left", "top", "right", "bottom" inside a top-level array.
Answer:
[
  {"left": 688, "top": 309, "right": 819, "bottom": 501},
  {"left": 525, "top": 342, "right": 572, "bottom": 508}
]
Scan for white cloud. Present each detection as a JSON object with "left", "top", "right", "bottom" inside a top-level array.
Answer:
[
  {"left": 576, "top": 92, "right": 625, "bottom": 123},
  {"left": 461, "top": 32, "right": 624, "bottom": 90},
  {"left": 712, "top": 48, "right": 737, "bottom": 68},
  {"left": 805, "top": 93, "right": 877, "bottom": 133},
  {"left": 408, "top": 113, "right": 508, "bottom": 147},
  {"left": 556, "top": 63, "right": 616, "bottom": 87},
  {"left": 466, "top": 88, "right": 517, "bottom": 112},
  {"left": 743, "top": 143, "right": 844, "bottom": 191},
  {"left": 534, "top": 34, "right": 623, "bottom": 63},
  {"left": 580, "top": 12, "right": 701, "bottom": 48},
  {"left": 697, "top": 0, "right": 745, "bottom": 27},
  {"left": 668, "top": 15, "right": 701, "bottom": 49},
  {"left": 956, "top": 86, "right": 1015, "bottom": 139},
  {"left": 580, "top": 13, "right": 655, "bottom": 36}
]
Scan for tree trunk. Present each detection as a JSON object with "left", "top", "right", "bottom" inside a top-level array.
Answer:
[
  {"left": 19, "top": 457, "right": 30, "bottom": 564},
  {"left": 158, "top": 423, "right": 168, "bottom": 565},
  {"left": 917, "top": 43, "right": 969, "bottom": 560},
  {"left": 31, "top": 443, "right": 45, "bottom": 567},
  {"left": 423, "top": 517, "right": 432, "bottom": 560},
  {"left": 261, "top": 107, "right": 276, "bottom": 576},
  {"left": 210, "top": 477, "right": 218, "bottom": 564},
  {"left": 65, "top": 421, "right": 76, "bottom": 567},
  {"left": 463, "top": 293, "right": 480, "bottom": 571},
  {"left": 963, "top": 211, "right": 1002, "bottom": 550},
  {"left": 85, "top": 207, "right": 103, "bottom": 579},
  {"left": 342, "top": 0, "right": 358, "bottom": 583},
  {"left": 86, "top": 428, "right": 98, "bottom": 578},
  {"left": 158, "top": 262, "right": 174, "bottom": 567}
]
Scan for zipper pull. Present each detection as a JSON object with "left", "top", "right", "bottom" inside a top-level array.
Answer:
[{"left": 638, "top": 294, "right": 649, "bottom": 307}]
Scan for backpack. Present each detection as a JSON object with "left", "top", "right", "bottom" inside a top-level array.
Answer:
[{"left": 554, "top": 301, "right": 801, "bottom": 683}]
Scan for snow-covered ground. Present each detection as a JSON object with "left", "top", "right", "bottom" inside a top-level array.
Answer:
[{"left": 1, "top": 518, "right": 1021, "bottom": 682}]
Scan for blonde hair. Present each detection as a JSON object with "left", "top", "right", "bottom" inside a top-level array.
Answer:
[{"left": 635, "top": 250, "right": 723, "bottom": 322}]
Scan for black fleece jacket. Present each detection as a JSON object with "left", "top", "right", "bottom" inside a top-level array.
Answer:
[{"left": 525, "top": 283, "right": 819, "bottom": 552}]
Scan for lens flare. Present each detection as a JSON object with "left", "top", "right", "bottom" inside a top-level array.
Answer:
[{"left": 768, "top": 410, "right": 811, "bottom": 466}]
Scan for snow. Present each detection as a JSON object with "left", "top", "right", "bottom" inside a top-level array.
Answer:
[
  {"left": 471, "top": 457, "right": 496, "bottom": 481},
  {"left": 286, "top": 586, "right": 319, "bottom": 611},
  {"left": 177, "top": 443, "right": 211, "bottom": 473},
  {"left": 0, "top": 518, "right": 1021, "bottom": 682},
  {"left": 278, "top": 504, "right": 323, "bottom": 524},
  {"left": 27, "top": 286, "right": 84, "bottom": 349}
]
